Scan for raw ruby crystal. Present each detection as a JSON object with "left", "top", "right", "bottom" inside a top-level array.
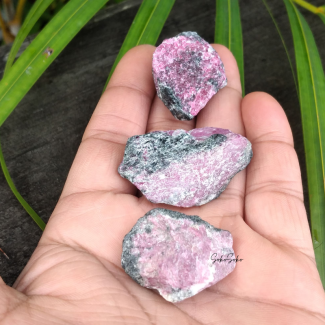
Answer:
[
  {"left": 118, "top": 127, "right": 252, "bottom": 207},
  {"left": 152, "top": 32, "right": 227, "bottom": 120},
  {"left": 121, "top": 208, "right": 236, "bottom": 303}
]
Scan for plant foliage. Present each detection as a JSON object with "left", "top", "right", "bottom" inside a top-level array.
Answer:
[
  {"left": 4, "top": 0, "right": 54, "bottom": 77},
  {"left": 0, "top": 0, "right": 110, "bottom": 128},
  {"left": 0, "top": 0, "right": 110, "bottom": 230},
  {"left": 284, "top": 0, "right": 325, "bottom": 287},
  {"left": 215, "top": 0, "right": 245, "bottom": 95},
  {"left": 104, "top": 0, "right": 175, "bottom": 89},
  {"left": 318, "top": 6, "right": 325, "bottom": 24}
]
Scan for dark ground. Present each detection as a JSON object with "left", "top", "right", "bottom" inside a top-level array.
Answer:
[{"left": 0, "top": 0, "right": 324, "bottom": 286}]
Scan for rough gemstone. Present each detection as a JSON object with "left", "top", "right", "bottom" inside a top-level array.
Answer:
[
  {"left": 118, "top": 127, "right": 252, "bottom": 207},
  {"left": 121, "top": 208, "right": 235, "bottom": 303},
  {"left": 152, "top": 31, "right": 227, "bottom": 120}
]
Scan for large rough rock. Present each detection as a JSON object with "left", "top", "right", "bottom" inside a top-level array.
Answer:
[
  {"left": 152, "top": 31, "right": 227, "bottom": 120},
  {"left": 121, "top": 208, "right": 236, "bottom": 303},
  {"left": 118, "top": 127, "right": 252, "bottom": 207}
]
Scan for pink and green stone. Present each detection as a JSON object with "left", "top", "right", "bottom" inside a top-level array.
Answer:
[
  {"left": 152, "top": 31, "right": 227, "bottom": 120},
  {"left": 118, "top": 127, "right": 252, "bottom": 207},
  {"left": 121, "top": 208, "right": 236, "bottom": 303}
]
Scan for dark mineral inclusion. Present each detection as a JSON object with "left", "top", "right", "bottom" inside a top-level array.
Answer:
[
  {"left": 121, "top": 208, "right": 236, "bottom": 303},
  {"left": 118, "top": 127, "right": 253, "bottom": 207},
  {"left": 152, "top": 31, "right": 227, "bottom": 120}
]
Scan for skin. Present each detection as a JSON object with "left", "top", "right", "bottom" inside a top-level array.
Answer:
[{"left": 0, "top": 44, "right": 325, "bottom": 325}]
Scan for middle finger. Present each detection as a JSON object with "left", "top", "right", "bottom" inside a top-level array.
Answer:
[
  {"left": 146, "top": 94, "right": 195, "bottom": 132},
  {"left": 196, "top": 44, "right": 246, "bottom": 222}
]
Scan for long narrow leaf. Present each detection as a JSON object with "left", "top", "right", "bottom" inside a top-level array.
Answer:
[
  {"left": 0, "top": 140, "right": 46, "bottom": 230},
  {"left": 292, "top": 1, "right": 325, "bottom": 24},
  {"left": 262, "top": 0, "right": 298, "bottom": 95},
  {"left": 284, "top": 0, "right": 325, "bottom": 287},
  {"left": 104, "top": 0, "right": 175, "bottom": 89},
  {"left": 318, "top": 6, "right": 325, "bottom": 24},
  {"left": 4, "top": 0, "right": 54, "bottom": 77},
  {"left": 0, "top": 0, "right": 109, "bottom": 128},
  {"left": 215, "top": 0, "right": 244, "bottom": 95},
  {"left": 1, "top": 0, "right": 55, "bottom": 230}
]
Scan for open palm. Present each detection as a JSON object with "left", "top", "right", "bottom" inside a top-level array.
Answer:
[{"left": 1, "top": 45, "right": 325, "bottom": 325}]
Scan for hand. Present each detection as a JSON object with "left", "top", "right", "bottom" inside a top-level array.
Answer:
[{"left": 1, "top": 45, "right": 324, "bottom": 325}]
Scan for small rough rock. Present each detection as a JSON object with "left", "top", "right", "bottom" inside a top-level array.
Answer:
[
  {"left": 118, "top": 127, "right": 252, "bottom": 207},
  {"left": 122, "top": 208, "right": 235, "bottom": 303},
  {"left": 152, "top": 31, "right": 227, "bottom": 120}
]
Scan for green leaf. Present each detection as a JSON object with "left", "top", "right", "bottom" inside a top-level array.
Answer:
[
  {"left": 215, "top": 0, "right": 244, "bottom": 95},
  {"left": 104, "top": 0, "right": 175, "bottom": 89},
  {"left": 0, "top": 0, "right": 109, "bottom": 128},
  {"left": 4, "top": 0, "right": 54, "bottom": 77},
  {"left": 0, "top": 140, "right": 46, "bottom": 230},
  {"left": 284, "top": 0, "right": 325, "bottom": 287},
  {"left": 318, "top": 6, "right": 325, "bottom": 24},
  {"left": 1, "top": 1, "right": 56, "bottom": 230},
  {"left": 0, "top": 0, "right": 109, "bottom": 230},
  {"left": 262, "top": 0, "right": 298, "bottom": 95}
]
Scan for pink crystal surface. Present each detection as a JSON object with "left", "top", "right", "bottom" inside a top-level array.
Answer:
[
  {"left": 119, "top": 127, "right": 252, "bottom": 207},
  {"left": 152, "top": 31, "right": 227, "bottom": 120},
  {"left": 121, "top": 208, "right": 235, "bottom": 302}
]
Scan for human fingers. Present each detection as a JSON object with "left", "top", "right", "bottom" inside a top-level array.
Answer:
[
  {"left": 61, "top": 45, "right": 156, "bottom": 198},
  {"left": 146, "top": 95, "right": 195, "bottom": 132},
  {"left": 242, "top": 92, "right": 313, "bottom": 257},
  {"left": 195, "top": 44, "right": 246, "bottom": 221}
]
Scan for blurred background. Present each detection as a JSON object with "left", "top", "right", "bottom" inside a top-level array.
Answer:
[{"left": 0, "top": 0, "right": 127, "bottom": 44}]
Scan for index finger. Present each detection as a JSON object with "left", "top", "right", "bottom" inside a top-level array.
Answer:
[{"left": 60, "top": 45, "right": 156, "bottom": 198}]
